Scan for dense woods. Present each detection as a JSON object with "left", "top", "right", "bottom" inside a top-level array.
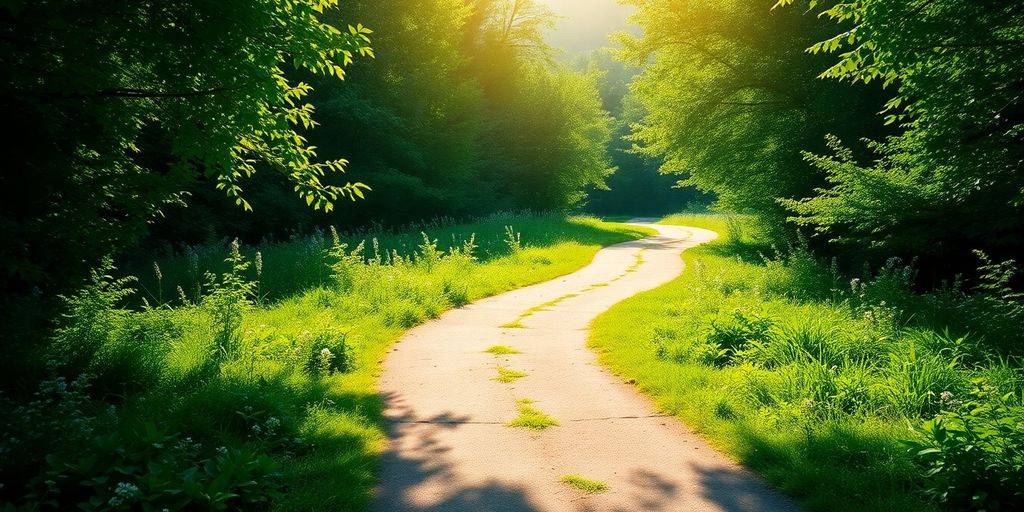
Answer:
[
  {"left": 1, "top": 0, "right": 1021, "bottom": 510},
  {"left": 623, "top": 0, "right": 1023, "bottom": 272}
]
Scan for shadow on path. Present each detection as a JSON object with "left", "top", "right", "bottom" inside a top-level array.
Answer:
[{"left": 374, "top": 394, "right": 540, "bottom": 512}]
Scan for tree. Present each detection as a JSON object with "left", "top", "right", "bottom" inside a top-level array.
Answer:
[
  {"left": 618, "top": 0, "right": 884, "bottom": 221},
  {"left": 472, "top": 0, "right": 615, "bottom": 210},
  {"left": 580, "top": 51, "right": 711, "bottom": 215},
  {"left": 303, "top": 0, "right": 488, "bottom": 225},
  {"left": 777, "top": 0, "right": 1024, "bottom": 262},
  {"left": 0, "top": 0, "right": 371, "bottom": 298}
]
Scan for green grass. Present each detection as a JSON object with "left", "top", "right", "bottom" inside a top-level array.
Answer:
[
  {"left": 506, "top": 398, "right": 559, "bottom": 430},
  {"left": 559, "top": 474, "right": 609, "bottom": 494},
  {"left": 485, "top": 345, "right": 522, "bottom": 355},
  {"left": 587, "top": 214, "right": 1018, "bottom": 512},
  {"left": 18, "top": 213, "right": 651, "bottom": 512},
  {"left": 128, "top": 212, "right": 656, "bottom": 306},
  {"left": 494, "top": 366, "right": 528, "bottom": 383}
]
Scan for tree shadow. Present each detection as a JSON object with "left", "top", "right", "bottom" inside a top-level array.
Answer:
[
  {"left": 692, "top": 463, "right": 798, "bottom": 512},
  {"left": 374, "top": 395, "right": 540, "bottom": 511}
]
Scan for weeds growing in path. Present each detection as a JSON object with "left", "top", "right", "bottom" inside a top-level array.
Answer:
[
  {"left": 507, "top": 398, "right": 559, "bottom": 430},
  {"left": 560, "top": 474, "right": 609, "bottom": 494},
  {"left": 486, "top": 345, "right": 522, "bottom": 355},
  {"left": 494, "top": 367, "right": 528, "bottom": 383}
]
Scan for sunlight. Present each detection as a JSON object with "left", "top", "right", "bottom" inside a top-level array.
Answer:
[{"left": 536, "top": 0, "right": 636, "bottom": 54}]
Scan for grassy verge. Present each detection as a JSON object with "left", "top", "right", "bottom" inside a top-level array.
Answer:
[
  {"left": 1, "top": 213, "right": 651, "bottom": 511},
  {"left": 589, "top": 214, "right": 1023, "bottom": 512}
]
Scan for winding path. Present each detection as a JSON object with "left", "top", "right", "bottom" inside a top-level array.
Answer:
[{"left": 374, "top": 222, "right": 798, "bottom": 512}]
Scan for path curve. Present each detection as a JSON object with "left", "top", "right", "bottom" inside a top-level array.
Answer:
[{"left": 374, "top": 222, "right": 798, "bottom": 512}]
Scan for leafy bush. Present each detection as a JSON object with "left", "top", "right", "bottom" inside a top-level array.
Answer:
[
  {"left": 907, "top": 381, "right": 1024, "bottom": 511},
  {"left": 29, "top": 424, "right": 280, "bottom": 511},
  {"left": 743, "top": 314, "right": 848, "bottom": 369},
  {"left": 884, "top": 344, "right": 965, "bottom": 418},
  {"left": 50, "top": 259, "right": 138, "bottom": 375},
  {"left": 1, "top": 375, "right": 281, "bottom": 511},
  {"left": 303, "top": 329, "right": 355, "bottom": 376},
  {"left": 705, "top": 309, "right": 773, "bottom": 366},
  {"left": 759, "top": 236, "right": 841, "bottom": 302}
]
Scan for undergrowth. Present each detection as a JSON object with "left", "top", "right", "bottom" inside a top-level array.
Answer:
[
  {"left": 590, "top": 213, "right": 1024, "bottom": 512},
  {"left": 0, "top": 212, "right": 650, "bottom": 511}
]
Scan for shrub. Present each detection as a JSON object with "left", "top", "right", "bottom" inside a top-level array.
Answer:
[
  {"left": 328, "top": 227, "right": 366, "bottom": 292},
  {"left": 303, "top": 329, "right": 355, "bottom": 376},
  {"left": 87, "top": 310, "right": 178, "bottom": 397},
  {"left": 50, "top": 258, "right": 138, "bottom": 375},
  {"left": 884, "top": 344, "right": 965, "bottom": 418},
  {"left": 27, "top": 423, "right": 280, "bottom": 511},
  {"left": 907, "top": 381, "right": 1024, "bottom": 511},
  {"left": 759, "top": 236, "right": 840, "bottom": 302},
  {"left": 705, "top": 309, "right": 773, "bottom": 366},
  {"left": 743, "top": 314, "right": 847, "bottom": 369}
]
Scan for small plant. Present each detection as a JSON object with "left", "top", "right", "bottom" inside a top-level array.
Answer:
[
  {"left": 417, "top": 232, "right": 443, "bottom": 271},
  {"left": 560, "top": 474, "right": 608, "bottom": 494},
  {"left": 202, "top": 239, "right": 256, "bottom": 360},
  {"left": 906, "top": 381, "right": 1024, "bottom": 511},
  {"left": 506, "top": 398, "right": 559, "bottom": 430},
  {"left": 724, "top": 215, "right": 745, "bottom": 245},
  {"left": 485, "top": 345, "right": 521, "bottom": 355},
  {"left": 303, "top": 328, "right": 355, "bottom": 376},
  {"left": 254, "top": 251, "right": 263, "bottom": 304},
  {"left": 705, "top": 309, "right": 773, "bottom": 366},
  {"left": 328, "top": 229, "right": 365, "bottom": 292},
  {"left": 26, "top": 423, "right": 281, "bottom": 511},
  {"left": 441, "top": 279, "right": 470, "bottom": 307},
  {"left": 504, "top": 225, "right": 523, "bottom": 254},
  {"left": 51, "top": 257, "right": 138, "bottom": 373},
  {"left": 494, "top": 367, "right": 527, "bottom": 383},
  {"left": 153, "top": 261, "right": 164, "bottom": 305}
]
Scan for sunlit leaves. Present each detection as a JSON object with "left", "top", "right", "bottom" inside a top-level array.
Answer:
[
  {"left": 0, "top": 0, "right": 373, "bottom": 293},
  {"left": 620, "top": 0, "right": 881, "bottom": 217},
  {"left": 779, "top": 0, "right": 1024, "bottom": 255}
]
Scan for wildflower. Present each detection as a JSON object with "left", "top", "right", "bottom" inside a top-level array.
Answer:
[
  {"left": 252, "top": 424, "right": 263, "bottom": 434},
  {"left": 940, "top": 391, "right": 953, "bottom": 402},
  {"left": 265, "top": 417, "right": 282, "bottom": 430},
  {"left": 114, "top": 482, "right": 139, "bottom": 498},
  {"left": 255, "top": 251, "right": 263, "bottom": 277},
  {"left": 803, "top": 399, "right": 815, "bottom": 410},
  {"left": 216, "top": 446, "right": 228, "bottom": 456},
  {"left": 320, "top": 348, "right": 333, "bottom": 358},
  {"left": 153, "top": 261, "right": 162, "bottom": 281}
]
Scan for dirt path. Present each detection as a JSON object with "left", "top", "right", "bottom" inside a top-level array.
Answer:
[{"left": 374, "top": 222, "right": 798, "bottom": 512}]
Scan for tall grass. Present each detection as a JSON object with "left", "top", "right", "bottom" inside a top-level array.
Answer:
[
  {"left": 590, "top": 214, "right": 1024, "bottom": 512},
  {"left": 0, "top": 213, "right": 652, "bottom": 511}
]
